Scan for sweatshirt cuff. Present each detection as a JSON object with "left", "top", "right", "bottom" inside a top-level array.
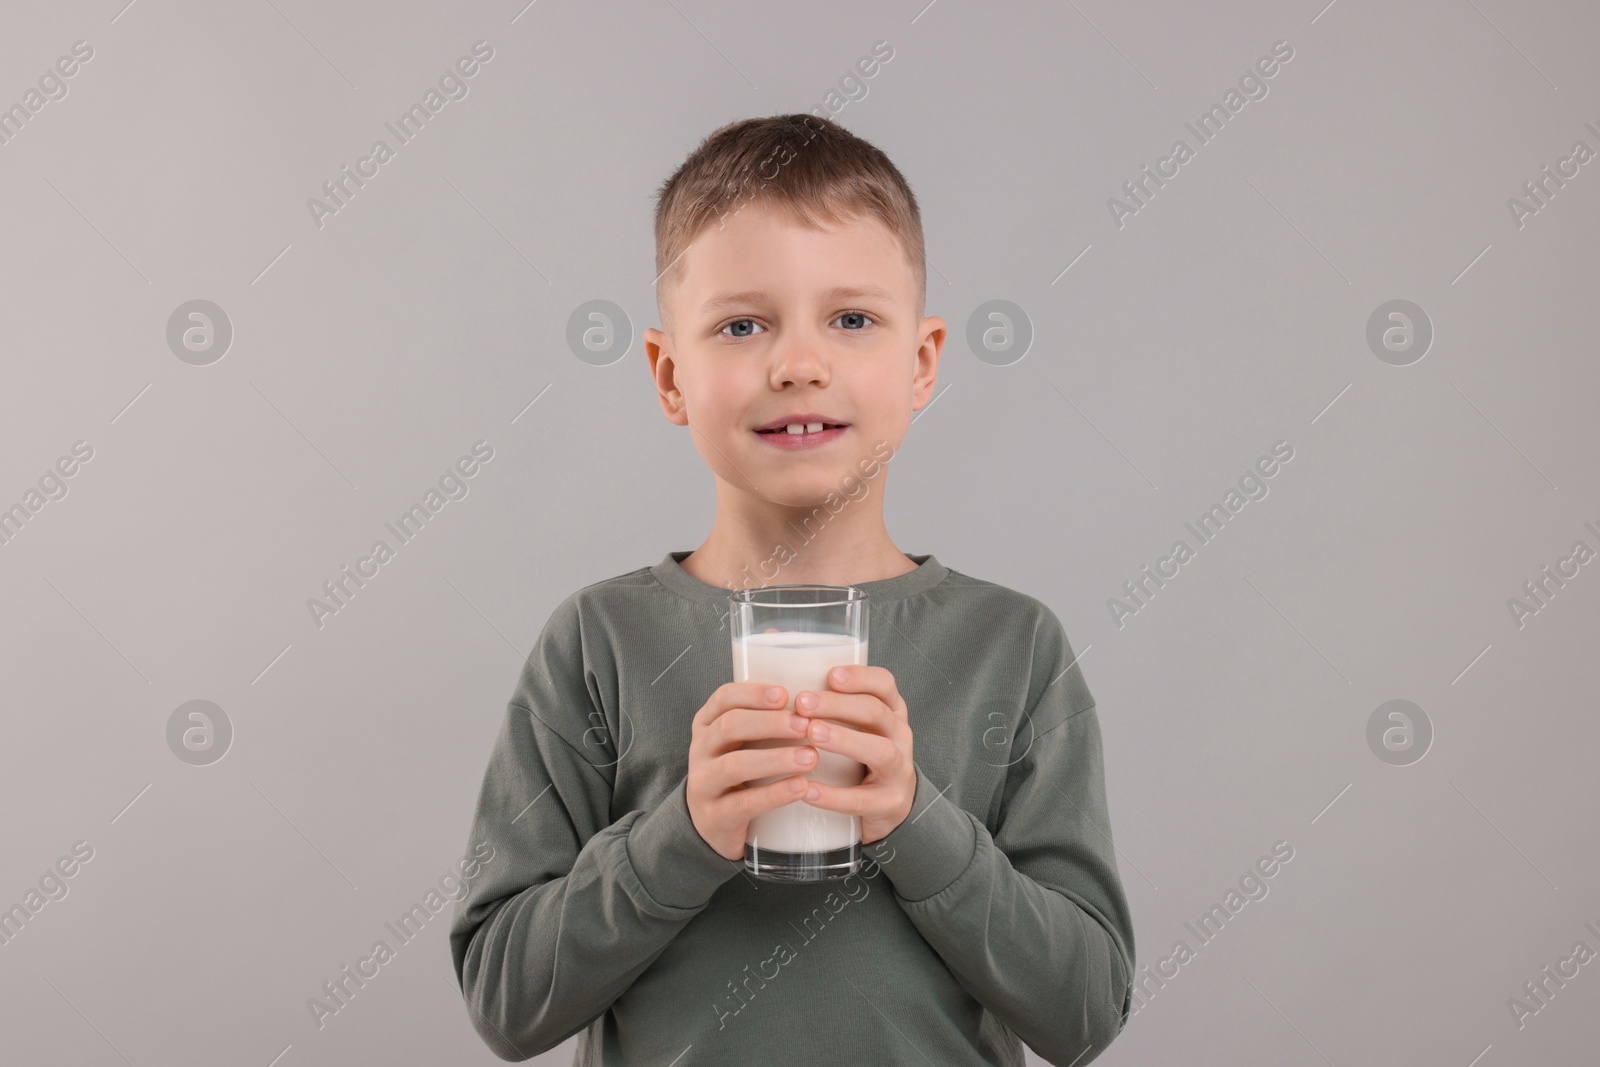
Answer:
[
  {"left": 627, "top": 776, "right": 743, "bottom": 911},
  {"left": 870, "top": 762, "right": 977, "bottom": 902}
]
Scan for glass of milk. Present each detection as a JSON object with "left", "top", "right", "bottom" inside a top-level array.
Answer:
[{"left": 730, "top": 584, "right": 868, "bottom": 882}]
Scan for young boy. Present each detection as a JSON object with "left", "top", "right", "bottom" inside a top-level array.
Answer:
[{"left": 449, "top": 113, "right": 1135, "bottom": 1066}]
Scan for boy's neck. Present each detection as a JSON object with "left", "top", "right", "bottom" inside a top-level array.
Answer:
[{"left": 680, "top": 500, "right": 918, "bottom": 592}]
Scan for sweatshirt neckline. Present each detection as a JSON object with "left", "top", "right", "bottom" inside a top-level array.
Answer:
[{"left": 651, "top": 550, "right": 949, "bottom": 605}]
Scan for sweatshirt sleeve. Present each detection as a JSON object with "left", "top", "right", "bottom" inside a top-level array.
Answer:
[
  {"left": 869, "top": 608, "right": 1136, "bottom": 1066},
  {"left": 448, "top": 595, "right": 743, "bottom": 1061}
]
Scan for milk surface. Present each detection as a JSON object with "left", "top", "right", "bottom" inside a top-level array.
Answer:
[{"left": 733, "top": 630, "right": 867, "bottom": 854}]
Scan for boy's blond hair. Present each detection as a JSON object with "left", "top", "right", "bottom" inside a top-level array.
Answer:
[{"left": 652, "top": 113, "right": 926, "bottom": 333}]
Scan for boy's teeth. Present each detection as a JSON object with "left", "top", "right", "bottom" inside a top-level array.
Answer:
[{"left": 783, "top": 422, "right": 825, "bottom": 435}]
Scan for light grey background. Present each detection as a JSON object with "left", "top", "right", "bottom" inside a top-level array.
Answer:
[{"left": 2, "top": 1, "right": 1596, "bottom": 1064}]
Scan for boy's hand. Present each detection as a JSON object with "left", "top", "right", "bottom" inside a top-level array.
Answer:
[
  {"left": 686, "top": 682, "right": 818, "bottom": 861},
  {"left": 794, "top": 665, "right": 916, "bottom": 845}
]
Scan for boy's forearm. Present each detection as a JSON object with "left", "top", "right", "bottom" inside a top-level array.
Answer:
[
  {"left": 871, "top": 710, "right": 1135, "bottom": 1066},
  {"left": 451, "top": 778, "right": 740, "bottom": 1060},
  {"left": 882, "top": 814, "right": 1130, "bottom": 1065}
]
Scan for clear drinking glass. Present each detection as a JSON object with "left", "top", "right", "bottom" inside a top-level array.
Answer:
[{"left": 730, "top": 584, "right": 869, "bottom": 882}]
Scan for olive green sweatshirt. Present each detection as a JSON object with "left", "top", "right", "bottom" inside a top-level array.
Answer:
[{"left": 449, "top": 551, "right": 1135, "bottom": 1065}]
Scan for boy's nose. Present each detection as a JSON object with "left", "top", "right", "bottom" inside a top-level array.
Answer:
[{"left": 769, "top": 330, "right": 831, "bottom": 387}]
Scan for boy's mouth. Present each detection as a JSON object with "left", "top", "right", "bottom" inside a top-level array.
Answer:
[
  {"left": 753, "top": 412, "right": 849, "bottom": 434},
  {"left": 753, "top": 417, "right": 849, "bottom": 449},
  {"left": 754, "top": 422, "right": 849, "bottom": 434}
]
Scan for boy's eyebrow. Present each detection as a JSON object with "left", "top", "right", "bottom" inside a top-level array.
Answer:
[{"left": 699, "top": 284, "right": 895, "bottom": 315}]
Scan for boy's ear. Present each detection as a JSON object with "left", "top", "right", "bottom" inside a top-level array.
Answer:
[
  {"left": 644, "top": 327, "right": 689, "bottom": 426},
  {"left": 911, "top": 315, "right": 946, "bottom": 411}
]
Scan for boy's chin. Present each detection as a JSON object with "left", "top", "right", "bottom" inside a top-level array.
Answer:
[{"left": 757, "top": 477, "right": 849, "bottom": 511}]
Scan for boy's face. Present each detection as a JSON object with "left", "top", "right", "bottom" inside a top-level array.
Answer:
[{"left": 645, "top": 202, "right": 943, "bottom": 509}]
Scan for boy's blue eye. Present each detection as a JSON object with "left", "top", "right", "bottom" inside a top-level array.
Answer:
[
  {"left": 835, "top": 311, "right": 872, "bottom": 330},
  {"left": 722, "top": 318, "right": 763, "bottom": 338}
]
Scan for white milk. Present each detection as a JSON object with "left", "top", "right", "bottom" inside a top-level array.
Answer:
[{"left": 733, "top": 630, "right": 867, "bottom": 854}]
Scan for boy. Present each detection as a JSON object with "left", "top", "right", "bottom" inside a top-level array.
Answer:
[{"left": 450, "top": 113, "right": 1135, "bottom": 1065}]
